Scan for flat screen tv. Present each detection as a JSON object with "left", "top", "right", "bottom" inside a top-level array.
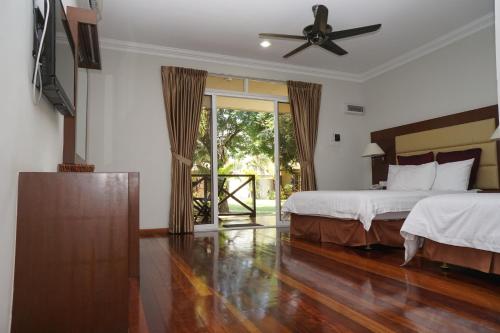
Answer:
[{"left": 33, "top": 0, "right": 75, "bottom": 116}]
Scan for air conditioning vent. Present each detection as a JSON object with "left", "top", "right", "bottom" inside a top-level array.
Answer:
[{"left": 346, "top": 104, "right": 365, "bottom": 115}]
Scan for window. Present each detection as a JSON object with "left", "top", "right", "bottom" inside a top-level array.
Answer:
[
  {"left": 248, "top": 79, "right": 287, "bottom": 97},
  {"left": 206, "top": 76, "right": 245, "bottom": 92},
  {"left": 206, "top": 75, "right": 287, "bottom": 98}
]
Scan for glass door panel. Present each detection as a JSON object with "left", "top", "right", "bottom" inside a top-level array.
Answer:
[
  {"left": 278, "top": 102, "right": 301, "bottom": 221},
  {"left": 192, "top": 95, "right": 214, "bottom": 225},
  {"left": 216, "top": 96, "right": 276, "bottom": 227}
]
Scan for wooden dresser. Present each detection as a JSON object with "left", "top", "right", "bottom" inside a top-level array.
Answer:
[{"left": 11, "top": 172, "right": 139, "bottom": 333}]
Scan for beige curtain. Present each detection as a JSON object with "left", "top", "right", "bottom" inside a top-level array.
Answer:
[
  {"left": 287, "top": 80, "right": 322, "bottom": 191},
  {"left": 161, "top": 66, "right": 207, "bottom": 234}
]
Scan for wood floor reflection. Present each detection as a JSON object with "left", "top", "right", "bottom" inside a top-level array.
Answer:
[{"left": 140, "top": 228, "right": 500, "bottom": 333}]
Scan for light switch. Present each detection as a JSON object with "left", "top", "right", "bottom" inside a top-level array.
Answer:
[{"left": 330, "top": 132, "right": 341, "bottom": 145}]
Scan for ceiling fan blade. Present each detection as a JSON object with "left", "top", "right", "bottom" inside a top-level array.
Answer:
[
  {"left": 259, "top": 33, "right": 306, "bottom": 40},
  {"left": 327, "top": 24, "right": 382, "bottom": 40},
  {"left": 312, "top": 5, "right": 328, "bottom": 33},
  {"left": 320, "top": 40, "right": 348, "bottom": 56},
  {"left": 283, "top": 42, "right": 312, "bottom": 58}
]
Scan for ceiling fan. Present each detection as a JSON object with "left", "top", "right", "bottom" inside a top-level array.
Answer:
[{"left": 259, "top": 4, "right": 381, "bottom": 58}]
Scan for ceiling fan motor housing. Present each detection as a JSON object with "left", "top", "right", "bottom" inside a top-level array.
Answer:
[{"left": 303, "top": 24, "right": 332, "bottom": 45}]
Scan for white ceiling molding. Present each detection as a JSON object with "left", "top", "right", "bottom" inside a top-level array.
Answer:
[
  {"left": 360, "top": 13, "right": 494, "bottom": 81},
  {"left": 99, "top": 12, "right": 494, "bottom": 83},
  {"left": 99, "top": 38, "right": 362, "bottom": 82}
]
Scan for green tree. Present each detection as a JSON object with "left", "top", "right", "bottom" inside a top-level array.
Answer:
[
  {"left": 192, "top": 106, "right": 298, "bottom": 214},
  {"left": 193, "top": 107, "right": 298, "bottom": 173},
  {"left": 277, "top": 113, "right": 298, "bottom": 172}
]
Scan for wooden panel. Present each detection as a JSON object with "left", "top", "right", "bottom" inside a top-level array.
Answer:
[
  {"left": 129, "top": 278, "right": 149, "bottom": 333},
  {"left": 139, "top": 228, "right": 169, "bottom": 237},
  {"left": 12, "top": 173, "right": 130, "bottom": 333},
  {"left": 128, "top": 173, "right": 140, "bottom": 279},
  {"left": 396, "top": 119, "right": 496, "bottom": 153},
  {"left": 370, "top": 105, "right": 500, "bottom": 186},
  {"left": 63, "top": 116, "right": 76, "bottom": 164}
]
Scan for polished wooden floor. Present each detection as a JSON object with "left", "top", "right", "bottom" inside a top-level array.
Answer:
[{"left": 139, "top": 228, "right": 500, "bottom": 333}]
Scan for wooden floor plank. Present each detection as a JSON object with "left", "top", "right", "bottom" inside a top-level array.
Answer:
[
  {"left": 277, "top": 233, "right": 500, "bottom": 309},
  {"left": 251, "top": 236, "right": 500, "bottom": 333},
  {"left": 138, "top": 228, "right": 500, "bottom": 333}
]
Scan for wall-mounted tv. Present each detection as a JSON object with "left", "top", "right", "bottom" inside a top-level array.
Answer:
[{"left": 33, "top": 0, "right": 76, "bottom": 116}]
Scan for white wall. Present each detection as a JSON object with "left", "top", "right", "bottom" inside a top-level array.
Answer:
[
  {"left": 86, "top": 23, "right": 496, "bottom": 231},
  {"left": 0, "top": 1, "right": 64, "bottom": 331},
  {"left": 86, "top": 49, "right": 368, "bottom": 229},
  {"left": 362, "top": 26, "right": 497, "bottom": 182},
  {"left": 364, "top": 27, "right": 497, "bottom": 132}
]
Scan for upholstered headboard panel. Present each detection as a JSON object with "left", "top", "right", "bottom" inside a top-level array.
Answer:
[
  {"left": 396, "top": 118, "right": 499, "bottom": 189},
  {"left": 370, "top": 105, "right": 500, "bottom": 189}
]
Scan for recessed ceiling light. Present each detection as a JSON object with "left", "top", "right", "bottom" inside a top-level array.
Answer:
[{"left": 260, "top": 40, "right": 271, "bottom": 48}]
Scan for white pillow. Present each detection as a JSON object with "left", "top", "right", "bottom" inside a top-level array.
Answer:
[
  {"left": 387, "top": 162, "right": 437, "bottom": 191},
  {"left": 432, "top": 158, "right": 474, "bottom": 191}
]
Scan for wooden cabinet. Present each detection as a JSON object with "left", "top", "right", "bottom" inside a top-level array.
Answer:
[{"left": 11, "top": 172, "right": 139, "bottom": 333}]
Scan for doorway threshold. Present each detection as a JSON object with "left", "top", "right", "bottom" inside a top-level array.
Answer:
[{"left": 217, "top": 224, "right": 289, "bottom": 231}]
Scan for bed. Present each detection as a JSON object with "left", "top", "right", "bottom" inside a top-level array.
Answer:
[
  {"left": 401, "top": 193, "right": 500, "bottom": 274},
  {"left": 285, "top": 105, "right": 500, "bottom": 248},
  {"left": 283, "top": 190, "right": 453, "bottom": 247}
]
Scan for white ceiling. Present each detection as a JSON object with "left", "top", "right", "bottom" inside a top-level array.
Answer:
[{"left": 97, "top": 0, "right": 494, "bottom": 75}]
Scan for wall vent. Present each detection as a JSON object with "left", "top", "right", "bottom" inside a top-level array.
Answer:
[{"left": 345, "top": 104, "right": 365, "bottom": 115}]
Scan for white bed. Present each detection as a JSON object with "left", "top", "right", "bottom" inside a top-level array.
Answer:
[
  {"left": 401, "top": 193, "right": 500, "bottom": 265},
  {"left": 282, "top": 190, "right": 457, "bottom": 231}
]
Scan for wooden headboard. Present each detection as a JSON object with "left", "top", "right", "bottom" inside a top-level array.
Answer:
[{"left": 371, "top": 105, "right": 500, "bottom": 189}]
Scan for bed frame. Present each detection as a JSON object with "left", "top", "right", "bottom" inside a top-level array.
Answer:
[
  {"left": 291, "top": 105, "right": 500, "bottom": 263},
  {"left": 371, "top": 105, "right": 500, "bottom": 273},
  {"left": 371, "top": 105, "right": 500, "bottom": 189},
  {"left": 290, "top": 214, "right": 404, "bottom": 247}
]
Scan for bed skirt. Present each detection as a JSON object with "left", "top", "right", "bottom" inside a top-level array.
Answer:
[
  {"left": 422, "top": 239, "right": 500, "bottom": 274},
  {"left": 290, "top": 214, "right": 404, "bottom": 247}
]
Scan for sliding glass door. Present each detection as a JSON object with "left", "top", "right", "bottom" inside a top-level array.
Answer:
[
  {"left": 193, "top": 79, "right": 294, "bottom": 230},
  {"left": 278, "top": 102, "right": 301, "bottom": 221},
  {"left": 216, "top": 96, "right": 276, "bottom": 228},
  {"left": 192, "top": 96, "right": 214, "bottom": 226}
]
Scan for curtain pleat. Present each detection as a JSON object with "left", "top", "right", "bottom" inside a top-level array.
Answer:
[
  {"left": 287, "top": 80, "right": 322, "bottom": 191},
  {"left": 161, "top": 66, "right": 208, "bottom": 234}
]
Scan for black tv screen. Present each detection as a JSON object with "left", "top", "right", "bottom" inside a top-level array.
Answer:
[{"left": 34, "top": 0, "right": 75, "bottom": 116}]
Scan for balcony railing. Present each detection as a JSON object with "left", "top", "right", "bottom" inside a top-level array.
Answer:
[{"left": 192, "top": 174, "right": 256, "bottom": 225}]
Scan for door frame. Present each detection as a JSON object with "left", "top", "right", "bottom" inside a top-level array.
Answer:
[{"left": 194, "top": 89, "right": 289, "bottom": 232}]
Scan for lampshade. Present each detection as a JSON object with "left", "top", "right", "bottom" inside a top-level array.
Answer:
[
  {"left": 491, "top": 126, "right": 500, "bottom": 141},
  {"left": 362, "top": 143, "right": 385, "bottom": 157}
]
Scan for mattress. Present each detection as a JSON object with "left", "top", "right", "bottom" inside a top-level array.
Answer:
[
  {"left": 282, "top": 190, "right": 458, "bottom": 231},
  {"left": 401, "top": 193, "right": 500, "bottom": 264}
]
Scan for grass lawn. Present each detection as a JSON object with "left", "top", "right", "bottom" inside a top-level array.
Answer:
[{"left": 228, "top": 199, "right": 285, "bottom": 214}]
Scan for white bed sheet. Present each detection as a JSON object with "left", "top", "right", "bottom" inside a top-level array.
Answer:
[
  {"left": 401, "top": 193, "right": 500, "bottom": 264},
  {"left": 282, "top": 190, "right": 455, "bottom": 231}
]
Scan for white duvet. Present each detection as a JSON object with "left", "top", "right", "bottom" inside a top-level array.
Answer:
[
  {"left": 282, "top": 190, "right": 453, "bottom": 231},
  {"left": 401, "top": 193, "right": 500, "bottom": 264}
]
